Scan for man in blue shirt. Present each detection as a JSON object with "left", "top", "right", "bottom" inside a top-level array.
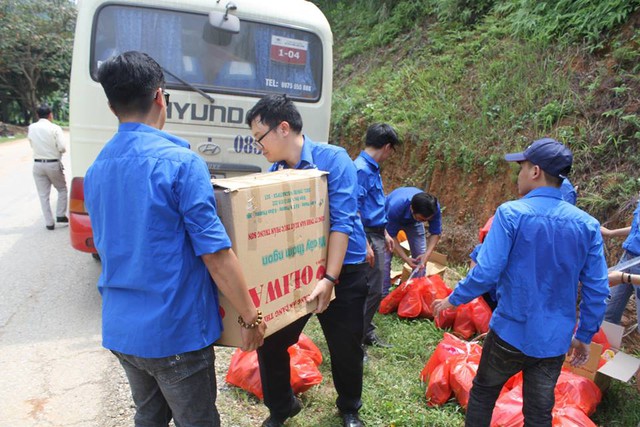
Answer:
[
  {"left": 84, "top": 51, "right": 265, "bottom": 427},
  {"left": 383, "top": 187, "right": 442, "bottom": 296},
  {"left": 246, "top": 94, "right": 368, "bottom": 427},
  {"left": 601, "top": 199, "right": 640, "bottom": 333},
  {"left": 433, "top": 138, "right": 609, "bottom": 427},
  {"left": 354, "top": 123, "right": 399, "bottom": 348}
]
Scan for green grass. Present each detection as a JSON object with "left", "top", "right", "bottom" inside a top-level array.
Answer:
[
  {"left": 0, "top": 133, "right": 25, "bottom": 143},
  {"left": 224, "top": 310, "right": 640, "bottom": 426}
]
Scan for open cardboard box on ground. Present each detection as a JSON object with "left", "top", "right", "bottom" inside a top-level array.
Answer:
[
  {"left": 563, "top": 321, "right": 640, "bottom": 391},
  {"left": 397, "top": 239, "right": 448, "bottom": 282},
  {"left": 212, "top": 169, "right": 331, "bottom": 347}
]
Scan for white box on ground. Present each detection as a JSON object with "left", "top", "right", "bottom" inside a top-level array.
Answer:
[
  {"left": 212, "top": 169, "right": 331, "bottom": 347},
  {"left": 564, "top": 320, "right": 640, "bottom": 390}
]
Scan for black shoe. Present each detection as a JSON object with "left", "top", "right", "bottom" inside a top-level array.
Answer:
[
  {"left": 342, "top": 412, "right": 364, "bottom": 427},
  {"left": 262, "top": 397, "right": 302, "bottom": 427},
  {"left": 364, "top": 332, "right": 392, "bottom": 348},
  {"left": 56, "top": 216, "right": 69, "bottom": 223},
  {"left": 46, "top": 225, "right": 54, "bottom": 230}
]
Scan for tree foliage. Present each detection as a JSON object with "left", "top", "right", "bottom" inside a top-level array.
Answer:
[{"left": 0, "top": 0, "right": 76, "bottom": 124}]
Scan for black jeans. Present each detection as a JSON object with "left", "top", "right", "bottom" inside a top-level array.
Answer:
[
  {"left": 465, "top": 330, "right": 565, "bottom": 427},
  {"left": 257, "top": 263, "right": 369, "bottom": 421},
  {"left": 112, "top": 345, "right": 220, "bottom": 427}
]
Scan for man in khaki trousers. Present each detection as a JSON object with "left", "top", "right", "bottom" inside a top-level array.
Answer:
[{"left": 28, "top": 104, "right": 68, "bottom": 230}]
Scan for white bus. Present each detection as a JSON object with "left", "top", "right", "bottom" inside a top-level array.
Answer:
[{"left": 68, "top": 0, "right": 333, "bottom": 254}]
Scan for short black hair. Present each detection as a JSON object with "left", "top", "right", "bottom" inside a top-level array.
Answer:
[
  {"left": 245, "top": 94, "right": 303, "bottom": 133},
  {"left": 97, "top": 51, "right": 165, "bottom": 117},
  {"left": 36, "top": 104, "right": 51, "bottom": 118},
  {"left": 365, "top": 123, "right": 400, "bottom": 149},
  {"left": 411, "top": 192, "right": 438, "bottom": 218}
]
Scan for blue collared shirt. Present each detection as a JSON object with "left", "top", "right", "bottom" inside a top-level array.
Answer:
[
  {"left": 85, "top": 123, "right": 231, "bottom": 358},
  {"left": 354, "top": 151, "right": 387, "bottom": 228},
  {"left": 385, "top": 187, "right": 442, "bottom": 238},
  {"left": 270, "top": 136, "right": 367, "bottom": 264},
  {"left": 623, "top": 200, "right": 640, "bottom": 256},
  {"left": 448, "top": 187, "right": 609, "bottom": 358}
]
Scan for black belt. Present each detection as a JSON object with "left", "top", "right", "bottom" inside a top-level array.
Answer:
[
  {"left": 364, "top": 226, "right": 385, "bottom": 234},
  {"left": 34, "top": 159, "right": 59, "bottom": 163}
]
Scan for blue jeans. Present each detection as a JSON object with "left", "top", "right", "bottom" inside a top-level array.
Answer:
[
  {"left": 383, "top": 222, "right": 426, "bottom": 296},
  {"left": 605, "top": 250, "right": 640, "bottom": 332},
  {"left": 112, "top": 344, "right": 220, "bottom": 427},
  {"left": 465, "top": 331, "right": 565, "bottom": 427}
]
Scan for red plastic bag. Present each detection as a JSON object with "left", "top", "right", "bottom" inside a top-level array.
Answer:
[
  {"left": 421, "top": 276, "right": 453, "bottom": 318},
  {"left": 470, "top": 297, "right": 492, "bottom": 334},
  {"left": 226, "top": 334, "right": 323, "bottom": 400},
  {"left": 420, "top": 333, "right": 481, "bottom": 384},
  {"left": 491, "top": 385, "right": 524, "bottom": 427},
  {"left": 453, "top": 303, "right": 476, "bottom": 339},
  {"left": 591, "top": 327, "right": 611, "bottom": 353},
  {"left": 554, "top": 369, "right": 602, "bottom": 416},
  {"left": 289, "top": 344, "right": 323, "bottom": 394},
  {"left": 398, "top": 280, "right": 426, "bottom": 318},
  {"left": 379, "top": 281, "right": 411, "bottom": 314},
  {"left": 226, "top": 349, "right": 264, "bottom": 399},
  {"left": 552, "top": 405, "right": 597, "bottom": 427},
  {"left": 435, "top": 307, "right": 457, "bottom": 329},
  {"left": 425, "top": 361, "right": 452, "bottom": 406},
  {"left": 296, "top": 333, "right": 323, "bottom": 366},
  {"left": 449, "top": 353, "right": 481, "bottom": 409}
]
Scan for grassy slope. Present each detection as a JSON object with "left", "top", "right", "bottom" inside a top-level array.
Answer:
[{"left": 322, "top": 1, "right": 640, "bottom": 264}]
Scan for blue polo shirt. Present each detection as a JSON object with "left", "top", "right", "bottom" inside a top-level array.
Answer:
[
  {"left": 270, "top": 136, "right": 366, "bottom": 264},
  {"left": 622, "top": 200, "right": 640, "bottom": 256},
  {"left": 84, "top": 122, "right": 231, "bottom": 358},
  {"left": 354, "top": 151, "right": 387, "bottom": 228},
  {"left": 448, "top": 187, "right": 609, "bottom": 358},
  {"left": 385, "top": 187, "right": 442, "bottom": 238}
]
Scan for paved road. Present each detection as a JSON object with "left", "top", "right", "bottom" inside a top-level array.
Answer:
[{"left": 0, "top": 134, "right": 131, "bottom": 426}]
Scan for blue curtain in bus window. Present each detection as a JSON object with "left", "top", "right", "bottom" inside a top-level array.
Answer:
[
  {"left": 113, "top": 8, "right": 183, "bottom": 79},
  {"left": 253, "top": 28, "right": 317, "bottom": 98}
]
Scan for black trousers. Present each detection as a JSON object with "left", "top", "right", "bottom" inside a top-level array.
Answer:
[{"left": 257, "top": 262, "right": 369, "bottom": 420}]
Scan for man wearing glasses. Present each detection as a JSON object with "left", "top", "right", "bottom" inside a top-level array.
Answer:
[
  {"left": 84, "top": 51, "right": 265, "bottom": 426},
  {"left": 247, "top": 94, "right": 368, "bottom": 427}
]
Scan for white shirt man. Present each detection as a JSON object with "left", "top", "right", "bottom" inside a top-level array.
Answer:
[{"left": 28, "top": 104, "right": 68, "bottom": 230}]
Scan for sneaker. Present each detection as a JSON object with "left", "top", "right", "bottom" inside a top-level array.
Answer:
[
  {"left": 56, "top": 216, "right": 69, "bottom": 223},
  {"left": 262, "top": 397, "right": 302, "bottom": 427}
]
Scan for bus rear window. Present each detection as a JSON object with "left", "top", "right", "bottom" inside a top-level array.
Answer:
[{"left": 92, "top": 5, "right": 323, "bottom": 101}]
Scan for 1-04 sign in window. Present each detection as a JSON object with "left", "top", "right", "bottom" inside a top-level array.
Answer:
[{"left": 270, "top": 35, "right": 308, "bottom": 66}]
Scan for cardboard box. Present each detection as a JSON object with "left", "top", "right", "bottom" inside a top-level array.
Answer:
[
  {"left": 399, "top": 245, "right": 448, "bottom": 283},
  {"left": 212, "top": 169, "right": 330, "bottom": 347},
  {"left": 563, "top": 321, "right": 640, "bottom": 391}
]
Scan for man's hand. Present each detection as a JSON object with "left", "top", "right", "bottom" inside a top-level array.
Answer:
[
  {"left": 306, "top": 278, "right": 335, "bottom": 314},
  {"left": 239, "top": 320, "right": 267, "bottom": 352},
  {"left": 384, "top": 232, "right": 394, "bottom": 253},
  {"left": 568, "top": 338, "right": 591, "bottom": 367},
  {"left": 415, "top": 253, "right": 428, "bottom": 269},
  {"left": 600, "top": 226, "right": 612, "bottom": 238},
  {"left": 608, "top": 271, "right": 624, "bottom": 286},
  {"left": 432, "top": 296, "right": 453, "bottom": 318},
  {"left": 366, "top": 243, "right": 375, "bottom": 267}
]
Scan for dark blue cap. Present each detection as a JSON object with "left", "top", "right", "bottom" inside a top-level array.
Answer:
[{"left": 504, "top": 138, "right": 573, "bottom": 178}]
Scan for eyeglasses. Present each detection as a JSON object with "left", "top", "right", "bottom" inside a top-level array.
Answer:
[
  {"left": 155, "top": 89, "right": 170, "bottom": 105},
  {"left": 255, "top": 122, "right": 281, "bottom": 149}
]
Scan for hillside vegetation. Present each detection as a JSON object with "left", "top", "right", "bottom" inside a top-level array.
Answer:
[{"left": 316, "top": 0, "right": 640, "bottom": 263}]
